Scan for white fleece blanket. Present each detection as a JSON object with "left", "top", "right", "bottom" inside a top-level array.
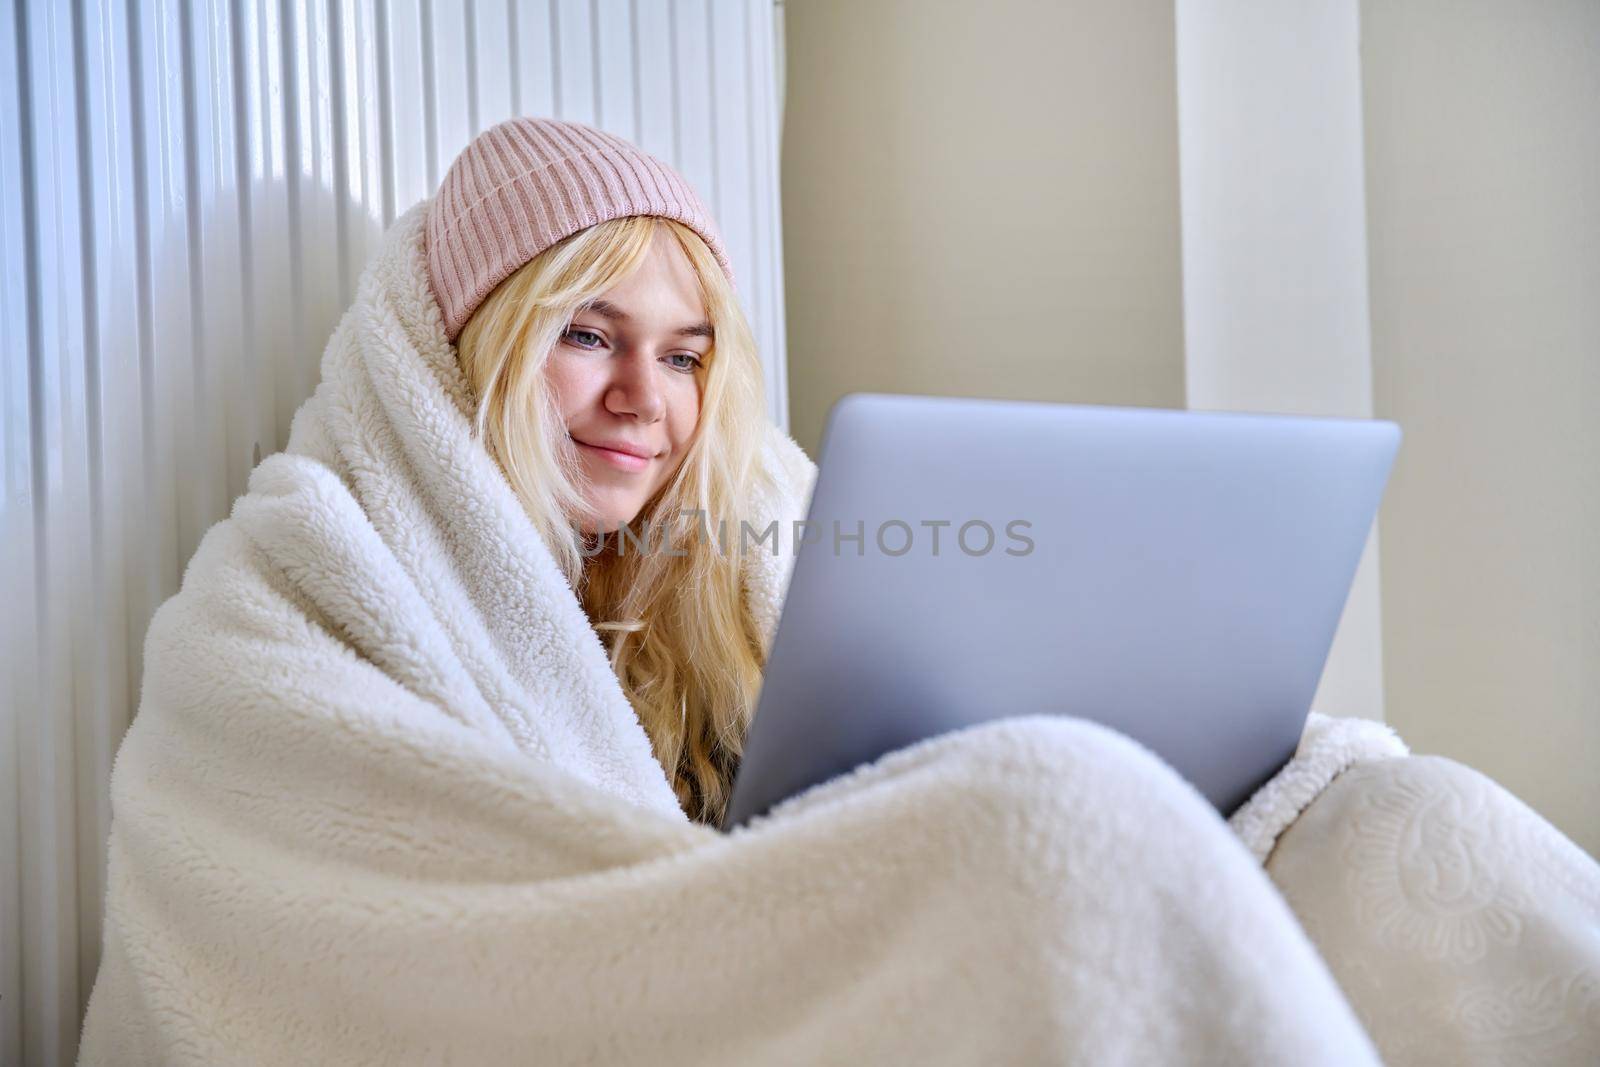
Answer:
[{"left": 77, "top": 199, "right": 1406, "bottom": 1064}]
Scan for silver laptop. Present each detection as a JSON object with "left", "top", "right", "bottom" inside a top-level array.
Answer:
[{"left": 722, "top": 393, "right": 1400, "bottom": 832}]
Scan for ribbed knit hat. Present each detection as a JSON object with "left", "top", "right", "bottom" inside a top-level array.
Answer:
[{"left": 425, "top": 116, "right": 734, "bottom": 342}]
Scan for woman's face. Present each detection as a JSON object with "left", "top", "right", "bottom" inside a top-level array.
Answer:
[{"left": 545, "top": 229, "right": 709, "bottom": 535}]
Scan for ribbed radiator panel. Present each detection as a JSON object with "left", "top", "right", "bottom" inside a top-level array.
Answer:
[{"left": 0, "top": 2, "right": 786, "bottom": 1061}]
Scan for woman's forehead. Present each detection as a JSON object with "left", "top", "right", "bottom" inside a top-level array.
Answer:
[{"left": 583, "top": 232, "right": 710, "bottom": 330}]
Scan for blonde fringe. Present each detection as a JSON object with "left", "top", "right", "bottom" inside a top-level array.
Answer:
[{"left": 455, "top": 216, "right": 779, "bottom": 826}]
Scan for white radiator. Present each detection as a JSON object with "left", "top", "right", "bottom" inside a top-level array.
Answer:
[{"left": 0, "top": 1, "right": 787, "bottom": 1062}]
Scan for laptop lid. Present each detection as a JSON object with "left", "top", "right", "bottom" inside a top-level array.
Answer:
[{"left": 723, "top": 393, "right": 1400, "bottom": 831}]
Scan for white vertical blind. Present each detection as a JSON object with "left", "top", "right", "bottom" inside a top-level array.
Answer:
[{"left": 0, "top": 1, "right": 788, "bottom": 1062}]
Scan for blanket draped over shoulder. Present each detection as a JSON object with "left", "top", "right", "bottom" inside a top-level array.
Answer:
[{"left": 78, "top": 201, "right": 1598, "bottom": 1066}]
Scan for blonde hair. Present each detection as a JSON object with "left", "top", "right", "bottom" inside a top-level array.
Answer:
[{"left": 455, "top": 215, "right": 778, "bottom": 826}]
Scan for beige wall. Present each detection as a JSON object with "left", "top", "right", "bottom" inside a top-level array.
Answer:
[
  {"left": 781, "top": 0, "right": 1597, "bottom": 854},
  {"left": 780, "top": 0, "right": 1185, "bottom": 455},
  {"left": 1362, "top": 0, "right": 1599, "bottom": 854}
]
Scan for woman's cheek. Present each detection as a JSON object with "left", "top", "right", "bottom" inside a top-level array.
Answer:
[{"left": 545, "top": 355, "right": 599, "bottom": 415}]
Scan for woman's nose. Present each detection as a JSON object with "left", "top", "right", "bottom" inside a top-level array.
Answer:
[{"left": 604, "top": 352, "right": 666, "bottom": 423}]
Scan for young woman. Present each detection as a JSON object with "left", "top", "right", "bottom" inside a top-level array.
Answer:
[
  {"left": 79, "top": 117, "right": 1599, "bottom": 1065},
  {"left": 438, "top": 120, "right": 778, "bottom": 827}
]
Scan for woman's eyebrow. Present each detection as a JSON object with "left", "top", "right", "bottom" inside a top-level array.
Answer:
[{"left": 580, "top": 299, "right": 713, "bottom": 339}]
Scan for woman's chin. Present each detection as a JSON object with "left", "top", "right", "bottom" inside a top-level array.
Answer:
[{"left": 572, "top": 507, "right": 644, "bottom": 538}]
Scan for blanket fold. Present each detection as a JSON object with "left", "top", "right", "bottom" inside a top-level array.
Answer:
[
  {"left": 80, "top": 200, "right": 1395, "bottom": 1065},
  {"left": 1229, "top": 711, "right": 1410, "bottom": 863}
]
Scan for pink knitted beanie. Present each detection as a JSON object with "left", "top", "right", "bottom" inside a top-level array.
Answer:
[{"left": 424, "top": 116, "right": 734, "bottom": 343}]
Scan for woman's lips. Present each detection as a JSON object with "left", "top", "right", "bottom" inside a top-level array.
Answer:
[{"left": 575, "top": 439, "right": 652, "bottom": 473}]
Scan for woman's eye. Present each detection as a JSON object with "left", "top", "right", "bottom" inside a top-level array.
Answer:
[
  {"left": 667, "top": 353, "right": 704, "bottom": 372},
  {"left": 564, "top": 328, "right": 604, "bottom": 349}
]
